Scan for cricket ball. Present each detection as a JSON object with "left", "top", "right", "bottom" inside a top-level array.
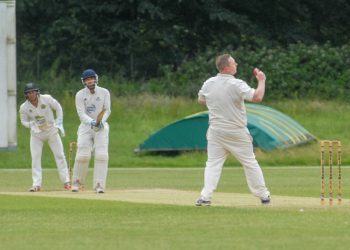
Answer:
[{"left": 253, "top": 68, "right": 258, "bottom": 76}]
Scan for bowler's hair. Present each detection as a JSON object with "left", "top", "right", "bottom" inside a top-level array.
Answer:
[{"left": 215, "top": 54, "right": 232, "bottom": 72}]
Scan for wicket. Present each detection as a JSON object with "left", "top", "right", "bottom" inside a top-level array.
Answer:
[
  {"left": 320, "top": 140, "right": 342, "bottom": 205},
  {"left": 68, "top": 141, "right": 77, "bottom": 186}
]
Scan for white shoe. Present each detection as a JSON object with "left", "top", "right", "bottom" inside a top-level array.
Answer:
[
  {"left": 71, "top": 180, "right": 81, "bottom": 192},
  {"left": 95, "top": 183, "right": 104, "bottom": 193}
]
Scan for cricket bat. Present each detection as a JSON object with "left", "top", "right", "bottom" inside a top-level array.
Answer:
[{"left": 96, "top": 109, "right": 106, "bottom": 126}]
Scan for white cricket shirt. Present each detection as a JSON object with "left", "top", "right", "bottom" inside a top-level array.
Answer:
[
  {"left": 75, "top": 85, "right": 111, "bottom": 125},
  {"left": 198, "top": 73, "right": 255, "bottom": 130},
  {"left": 19, "top": 94, "right": 63, "bottom": 131}
]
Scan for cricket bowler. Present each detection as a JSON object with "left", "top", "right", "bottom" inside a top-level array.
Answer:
[{"left": 195, "top": 54, "right": 271, "bottom": 206}]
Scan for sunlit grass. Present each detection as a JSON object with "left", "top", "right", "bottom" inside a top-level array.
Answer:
[
  {"left": 2, "top": 96, "right": 349, "bottom": 168},
  {"left": 1, "top": 167, "right": 350, "bottom": 250}
]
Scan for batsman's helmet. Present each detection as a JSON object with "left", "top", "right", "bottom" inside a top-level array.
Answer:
[
  {"left": 81, "top": 69, "right": 98, "bottom": 85},
  {"left": 24, "top": 82, "right": 39, "bottom": 94}
]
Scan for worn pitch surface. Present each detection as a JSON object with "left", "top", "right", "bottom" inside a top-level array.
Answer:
[{"left": 0, "top": 189, "right": 346, "bottom": 208}]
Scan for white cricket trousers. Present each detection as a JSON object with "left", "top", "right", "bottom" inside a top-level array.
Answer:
[
  {"left": 200, "top": 127, "right": 270, "bottom": 200},
  {"left": 73, "top": 123, "right": 109, "bottom": 190},
  {"left": 30, "top": 129, "right": 70, "bottom": 187}
]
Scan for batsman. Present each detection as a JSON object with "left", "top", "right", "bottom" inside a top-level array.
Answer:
[{"left": 71, "top": 69, "right": 111, "bottom": 193}]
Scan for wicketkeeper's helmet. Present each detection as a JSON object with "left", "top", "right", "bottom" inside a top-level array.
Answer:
[
  {"left": 24, "top": 82, "right": 39, "bottom": 94},
  {"left": 81, "top": 69, "right": 99, "bottom": 85}
]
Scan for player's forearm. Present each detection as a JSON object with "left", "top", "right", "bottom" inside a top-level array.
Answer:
[
  {"left": 252, "top": 80, "right": 265, "bottom": 103},
  {"left": 54, "top": 104, "right": 64, "bottom": 121},
  {"left": 19, "top": 112, "right": 31, "bottom": 128},
  {"left": 79, "top": 112, "right": 94, "bottom": 124},
  {"left": 51, "top": 98, "right": 63, "bottom": 120},
  {"left": 21, "top": 120, "right": 31, "bottom": 129},
  {"left": 75, "top": 105, "right": 93, "bottom": 124},
  {"left": 75, "top": 98, "right": 93, "bottom": 124},
  {"left": 252, "top": 70, "right": 266, "bottom": 103}
]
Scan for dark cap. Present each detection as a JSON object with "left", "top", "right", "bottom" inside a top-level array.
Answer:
[{"left": 24, "top": 82, "right": 39, "bottom": 94}]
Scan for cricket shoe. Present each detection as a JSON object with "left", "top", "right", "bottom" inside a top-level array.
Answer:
[
  {"left": 71, "top": 180, "right": 81, "bottom": 192},
  {"left": 261, "top": 196, "right": 271, "bottom": 205},
  {"left": 28, "top": 186, "right": 41, "bottom": 192},
  {"left": 195, "top": 198, "right": 211, "bottom": 206},
  {"left": 64, "top": 182, "right": 71, "bottom": 191},
  {"left": 95, "top": 183, "right": 105, "bottom": 194}
]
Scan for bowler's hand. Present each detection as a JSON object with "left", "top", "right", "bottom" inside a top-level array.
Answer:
[{"left": 254, "top": 68, "right": 266, "bottom": 81}]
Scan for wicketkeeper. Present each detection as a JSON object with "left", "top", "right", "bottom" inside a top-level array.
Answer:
[
  {"left": 19, "top": 83, "right": 71, "bottom": 192},
  {"left": 71, "top": 69, "right": 111, "bottom": 193}
]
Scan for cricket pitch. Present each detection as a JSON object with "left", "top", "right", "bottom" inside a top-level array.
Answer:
[{"left": 0, "top": 188, "right": 347, "bottom": 209}]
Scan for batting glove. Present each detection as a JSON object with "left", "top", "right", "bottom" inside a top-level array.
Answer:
[{"left": 90, "top": 120, "right": 97, "bottom": 128}]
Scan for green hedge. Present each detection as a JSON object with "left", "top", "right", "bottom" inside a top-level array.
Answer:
[
  {"left": 18, "top": 43, "right": 350, "bottom": 101},
  {"left": 145, "top": 43, "right": 350, "bottom": 99}
]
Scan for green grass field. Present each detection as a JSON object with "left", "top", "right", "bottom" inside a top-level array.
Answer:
[
  {"left": 1, "top": 97, "right": 350, "bottom": 249},
  {"left": 1, "top": 97, "right": 350, "bottom": 168},
  {"left": 1, "top": 167, "right": 350, "bottom": 250}
]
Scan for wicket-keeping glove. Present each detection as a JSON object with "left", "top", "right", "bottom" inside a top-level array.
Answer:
[
  {"left": 55, "top": 118, "right": 65, "bottom": 137},
  {"left": 29, "top": 121, "right": 41, "bottom": 134}
]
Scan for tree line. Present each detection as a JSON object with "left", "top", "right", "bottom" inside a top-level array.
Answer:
[
  {"left": 17, "top": 0, "right": 350, "bottom": 78},
  {"left": 17, "top": 0, "right": 350, "bottom": 99}
]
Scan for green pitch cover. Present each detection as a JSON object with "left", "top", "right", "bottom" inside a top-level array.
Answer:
[{"left": 135, "top": 103, "right": 316, "bottom": 152}]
